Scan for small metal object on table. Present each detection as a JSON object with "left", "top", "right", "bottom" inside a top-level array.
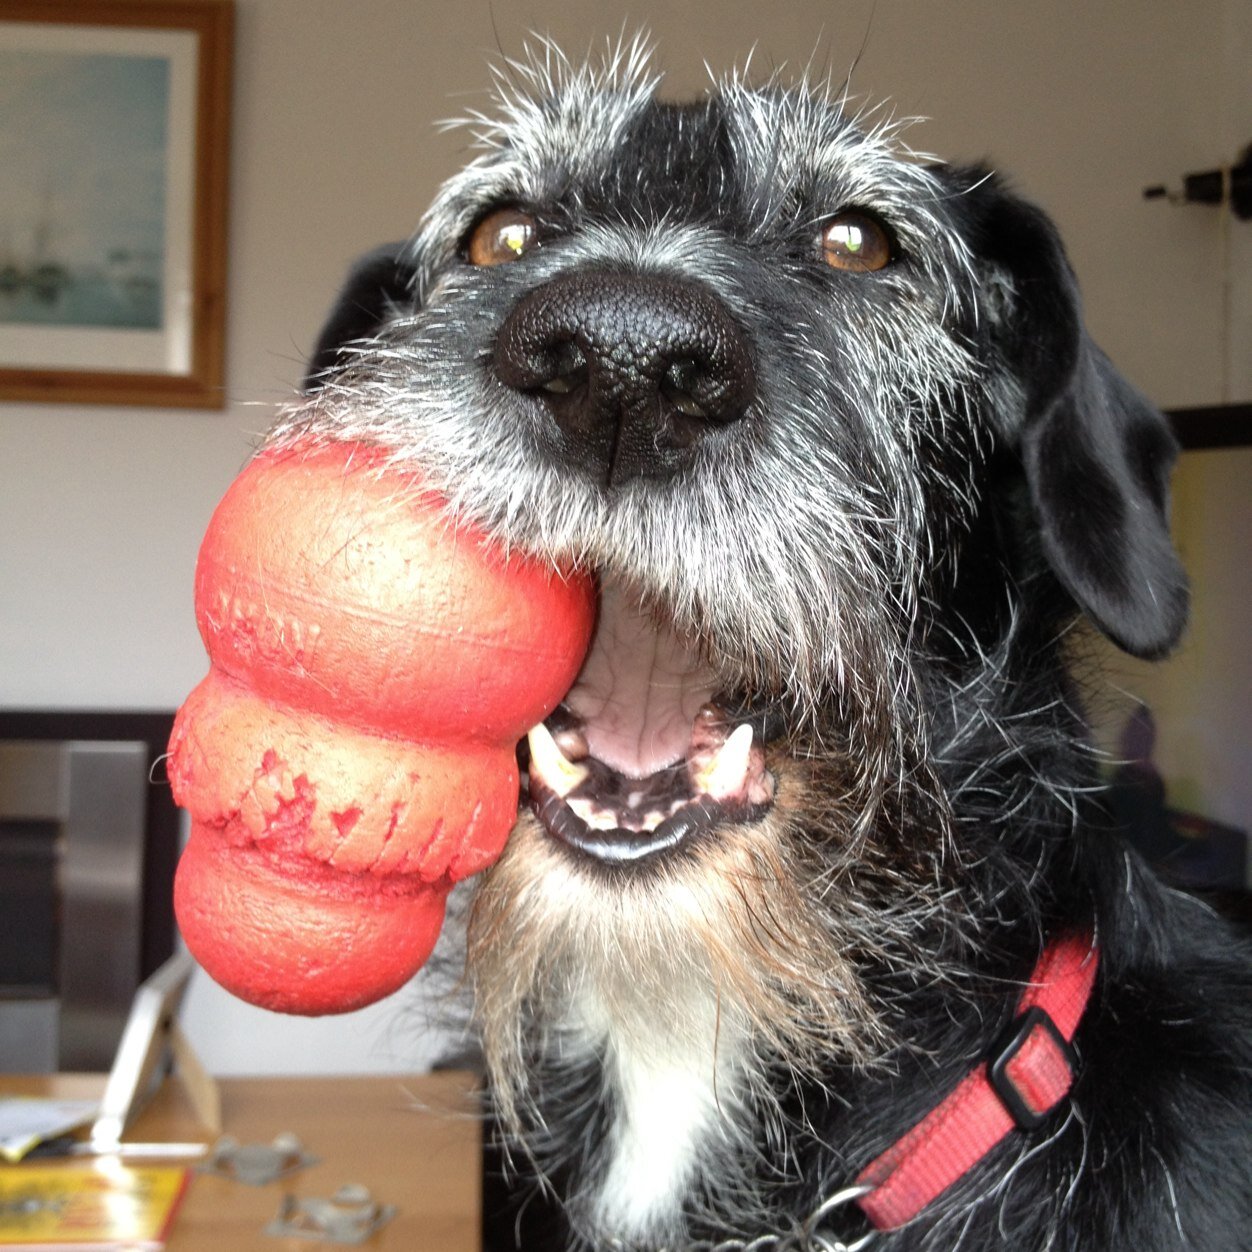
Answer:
[
  {"left": 265, "top": 1183, "right": 396, "bottom": 1244},
  {"left": 200, "top": 1132, "right": 319, "bottom": 1185}
]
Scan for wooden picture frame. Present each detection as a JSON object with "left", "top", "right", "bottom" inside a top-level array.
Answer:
[{"left": 0, "top": 0, "right": 232, "bottom": 408}]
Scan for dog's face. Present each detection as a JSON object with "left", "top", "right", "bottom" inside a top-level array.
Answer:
[{"left": 276, "top": 42, "right": 1187, "bottom": 1245}]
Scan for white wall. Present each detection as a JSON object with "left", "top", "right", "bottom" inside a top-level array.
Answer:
[{"left": 2, "top": 0, "right": 1248, "bottom": 1073}]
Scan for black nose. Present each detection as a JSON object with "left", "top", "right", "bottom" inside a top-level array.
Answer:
[{"left": 493, "top": 269, "right": 755, "bottom": 485}]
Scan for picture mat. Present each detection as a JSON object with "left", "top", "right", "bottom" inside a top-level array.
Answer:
[{"left": 0, "top": 21, "right": 197, "bottom": 374}]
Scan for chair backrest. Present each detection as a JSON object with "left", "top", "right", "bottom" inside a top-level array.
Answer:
[{"left": 0, "top": 712, "right": 178, "bottom": 1072}]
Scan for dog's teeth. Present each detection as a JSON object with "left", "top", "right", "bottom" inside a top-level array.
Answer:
[
  {"left": 553, "top": 725, "right": 590, "bottom": 761},
  {"left": 693, "top": 723, "right": 754, "bottom": 800},
  {"left": 527, "top": 723, "right": 590, "bottom": 798},
  {"left": 568, "top": 797, "right": 620, "bottom": 831}
]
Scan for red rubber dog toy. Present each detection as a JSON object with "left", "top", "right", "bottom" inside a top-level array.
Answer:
[{"left": 168, "top": 441, "right": 595, "bottom": 1014}]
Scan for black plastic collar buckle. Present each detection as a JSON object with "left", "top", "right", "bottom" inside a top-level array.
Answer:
[{"left": 987, "top": 1005, "right": 1078, "bottom": 1132}]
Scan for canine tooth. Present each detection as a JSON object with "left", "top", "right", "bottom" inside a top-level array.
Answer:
[
  {"left": 553, "top": 725, "right": 590, "bottom": 761},
  {"left": 527, "top": 723, "right": 590, "bottom": 798},
  {"left": 694, "top": 723, "right": 755, "bottom": 800}
]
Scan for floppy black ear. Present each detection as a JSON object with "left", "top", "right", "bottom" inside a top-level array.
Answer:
[
  {"left": 973, "top": 185, "right": 1188, "bottom": 660},
  {"left": 304, "top": 241, "right": 417, "bottom": 391}
]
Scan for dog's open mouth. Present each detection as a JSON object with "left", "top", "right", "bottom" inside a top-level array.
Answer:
[{"left": 522, "top": 579, "right": 776, "bottom": 863}]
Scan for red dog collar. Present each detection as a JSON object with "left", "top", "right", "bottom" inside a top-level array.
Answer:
[{"left": 854, "top": 932, "right": 1099, "bottom": 1231}]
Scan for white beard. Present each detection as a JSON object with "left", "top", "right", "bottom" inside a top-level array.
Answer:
[{"left": 465, "top": 791, "right": 895, "bottom": 1247}]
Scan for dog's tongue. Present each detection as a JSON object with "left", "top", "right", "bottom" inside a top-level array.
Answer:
[{"left": 564, "top": 580, "right": 718, "bottom": 779}]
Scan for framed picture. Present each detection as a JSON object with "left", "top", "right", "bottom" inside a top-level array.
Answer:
[{"left": 0, "top": 0, "right": 232, "bottom": 408}]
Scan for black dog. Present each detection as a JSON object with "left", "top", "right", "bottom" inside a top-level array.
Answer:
[{"left": 280, "top": 41, "right": 1252, "bottom": 1252}]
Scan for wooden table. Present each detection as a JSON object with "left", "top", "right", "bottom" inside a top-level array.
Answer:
[{"left": 2, "top": 1072, "right": 481, "bottom": 1250}]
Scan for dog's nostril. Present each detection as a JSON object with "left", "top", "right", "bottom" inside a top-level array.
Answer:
[
  {"left": 660, "top": 359, "right": 710, "bottom": 419},
  {"left": 540, "top": 342, "right": 589, "bottom": 395}
]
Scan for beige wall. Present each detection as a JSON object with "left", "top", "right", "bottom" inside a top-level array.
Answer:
[
  {"left": 1, "top": 0, "right": 1247, "bottom": 1071},
  {"left": 1117, "top": 448, "right": 1252, "bottom": 829},
  {"left": 1095, "top": 0, "right": 1252, "bottom": 834}
]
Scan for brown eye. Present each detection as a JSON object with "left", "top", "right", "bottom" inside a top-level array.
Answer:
[
  {"left": 465, "top": 207, "right": 539, "bottom": 266},
  {"left": 820, "top": 212, "right": 892, "bottom": 273}
]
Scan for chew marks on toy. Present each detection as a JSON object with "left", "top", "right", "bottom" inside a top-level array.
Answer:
[{"left": 168, "top": 441, "right": 595, "bottom": 1014}]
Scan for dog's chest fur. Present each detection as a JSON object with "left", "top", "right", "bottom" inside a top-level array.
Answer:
[{"left": 569, "top": 984, "right": 748, "bottom": 1240}]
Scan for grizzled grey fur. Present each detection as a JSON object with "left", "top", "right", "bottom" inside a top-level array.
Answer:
[{"left": 269, "top": 36, "right": 1248, "bottom": 1252}]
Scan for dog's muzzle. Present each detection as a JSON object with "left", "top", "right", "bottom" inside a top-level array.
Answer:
[
  {"left": 494, "top": 269, "right": 756, "bottom": 485},
  {"left": 491, "top": 272, "right": 772, "bottom": 864},
  {"left": 519, "top": 579, "right": 776, "bottom": 866}
]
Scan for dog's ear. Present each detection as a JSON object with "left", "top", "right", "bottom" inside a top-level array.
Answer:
[
  {"left": 304, "top": 241, "right": 417, "bottom": 391},
  {"left": 971, "top": 182, "right": 1188, "bottom": 660}
]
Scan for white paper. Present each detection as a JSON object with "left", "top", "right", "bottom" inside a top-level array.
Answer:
[{"left": 0, "top": 1097, "right": 99, "bottom": 1162}]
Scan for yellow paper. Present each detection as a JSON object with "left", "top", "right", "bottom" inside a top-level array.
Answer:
[{"left": 0, "top": 1161, "right": 188, "bottom": 1249}]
